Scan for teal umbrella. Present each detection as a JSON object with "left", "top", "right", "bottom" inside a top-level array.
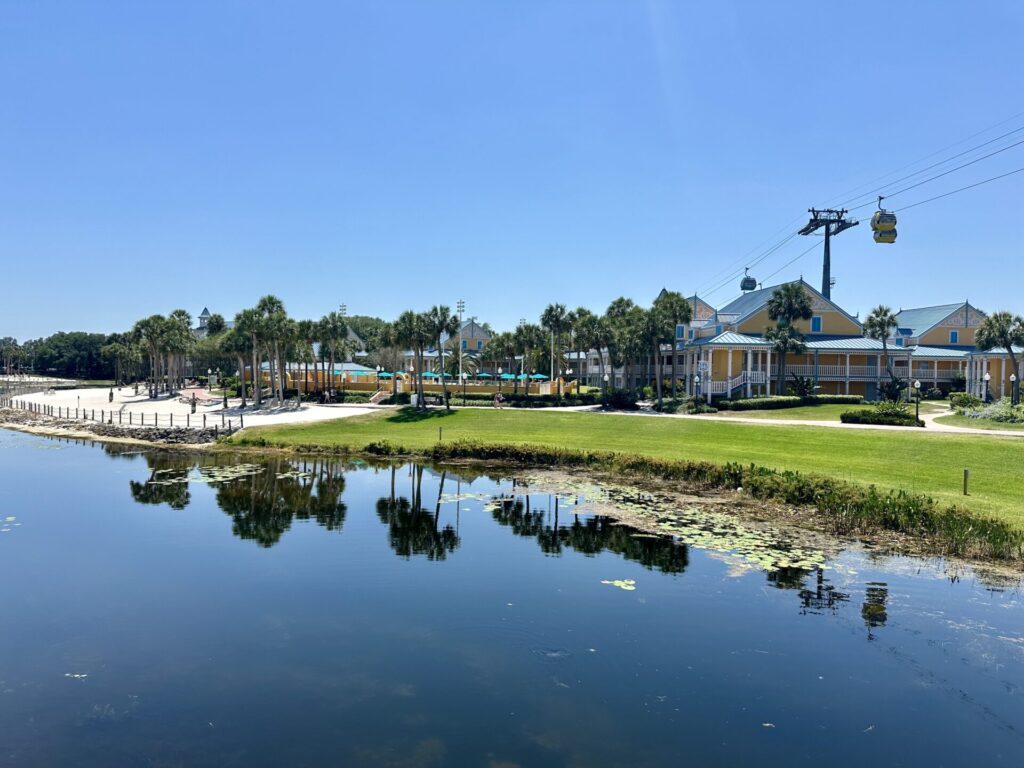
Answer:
[
  {"left": 530, "top": 373, "right": 548, "bottom": 380},
  {"left": 477, "top": 372, "right": 493, "bottom": 378},
  {"left": 422, "top": 371, "right": 438, "bottom": 378},
  {"left": 378, "top": 372, "right": 393, "bottom": 378},
  {"left": 499, "top": 373, "right": 515, "bottom": 380}
]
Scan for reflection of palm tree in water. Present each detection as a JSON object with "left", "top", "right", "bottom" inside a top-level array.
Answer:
[
  {"left": 129, "top": 452, "right": 193, "bottom": 510},
  {"left": 214, "top": 456, "right": 347, "bottom": 547},
  {"left": 490, "top": 493, "right": 689, "bottom": 574},
  {"left": 376, "top": 464, "right": 460, "bottom": 560}
]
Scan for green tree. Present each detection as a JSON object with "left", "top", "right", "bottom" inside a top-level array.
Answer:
[
  {"left": 540, "top": 303, "right": 568, "bottom": 382},
  {"left": 765, "top": 283, "right": 813, "bottom": 395},
  {"left": 426, "top": 305, "right": 461, "bottom": 410},
  {"left": 976, "top": 311, "right": 1024, "bottom": 404},
  {"left": 864, "top": 305, "right": 899, "bottom": 380},
  {"left": 653, "top": 291, "right": 692, "bottom": 400}
]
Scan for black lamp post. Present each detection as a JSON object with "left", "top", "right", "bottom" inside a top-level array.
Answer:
[
  {"left": 984, "top": 371, "right": 991, "bottom": 403},
  {"left": 603, "top": 373, "right": 609, "bottom": 408},
  {"left": 1011, "top": 373, "right": 1019, "bottom": 406},
  {"left": 914, "top": 379, "right": 921, "bottom": 422},
  {"left": 498, "top": 367, "right": 503, "bottom": 395}
]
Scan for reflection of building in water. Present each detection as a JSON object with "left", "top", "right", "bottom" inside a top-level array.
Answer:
[
  {"left": 768, "top": 567, "right": 850, "bottom": 616},
  {"left": 861, "top": 582, "right": 889, "bottom": 639}
]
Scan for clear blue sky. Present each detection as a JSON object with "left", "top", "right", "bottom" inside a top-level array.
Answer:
[{"left": 3, "top": 1, "right": 1023, "bottom": 340}]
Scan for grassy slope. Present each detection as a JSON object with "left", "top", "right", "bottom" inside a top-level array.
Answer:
[{"left": 235, "top": 408, "right": 1024, "bottom": 528}]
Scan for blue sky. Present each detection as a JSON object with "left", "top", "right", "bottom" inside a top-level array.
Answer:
[{"left": 2, "top": 1, "right": 1023, "bottom": 340}]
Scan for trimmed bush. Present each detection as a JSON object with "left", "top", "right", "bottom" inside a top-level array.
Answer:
[
  {"left": 950, "top": 392, "right": 983, "bottom": 411},
  {"left": 840, "top": 409, "right": 923, "bottom": 427},
  {"left": 963, "top": 398, "right": 1024, "bottom": 424},
  {"left": 717, "top": 395, "right": 864, "bottom": 411}
]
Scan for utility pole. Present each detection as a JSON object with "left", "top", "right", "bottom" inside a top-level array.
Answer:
[
  {"left": 457, "top": 299, "right": 465, "bottom": 384},
  {"left": 798, "top": 209, "right": 858, "bottom": 299}
]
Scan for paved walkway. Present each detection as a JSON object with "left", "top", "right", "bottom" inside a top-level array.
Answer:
[{"left": 16, "top": 386, "right": 376, "bottom": 429}]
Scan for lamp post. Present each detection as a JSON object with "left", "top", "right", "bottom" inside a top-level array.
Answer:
[
  {"left": 694, "top": 375, "right": 701, "bottom": 400},
  {"left": 376, "top": 364, "right": 382, "bottom": 389},
  {"left": 1011, "top": 373, "right": 1019, "bottom": 406},
  {"left": 914, "top": 379, "right": 921, "bottom": 422},
  {"left": 497, "top": 366, "right": 503, "bottom": 395},
  {"left": 461, "top": 371, "right": 468, "bottom": 404},
  {"left": 566, "top": 367, "right": 573, "bottom": 400},
  {"left": 557, "top": 368, "right": 562, "bottom": 402},
  {"left": 219, "top": 368, "right": 227, "bottom": 409},
  {"left": 603, "top": 373, "right": 609, "bottom": 408},
  {"left": 984, "top": 371, "right": 991, "bottom": 403},
  {"left": 457, "top": 299, "right": 465, "bottom": 385},
  {"left": 207, "top": 368, "right": 212, "bottom": 392}
]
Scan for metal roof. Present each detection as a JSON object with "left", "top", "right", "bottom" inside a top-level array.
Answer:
[
  {"left": 689, "top": 332, "right": 771, "bottom": 347},
  {"left": 716, "top": 278, "right": 861, "bottom": 327},
  {"left": 894, "top": 303, "right": 969, "bottom": 337},
  {"left": 804, "top": 337, "right": 887, "bottom": 351},
  {"left": 910, "top": 346, "right": 968, "bottom": 358}
]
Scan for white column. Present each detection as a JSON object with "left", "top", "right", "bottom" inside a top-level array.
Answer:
[
  {"left": 706, "top": 349, "right": 713, "bottom": 404},
  {"left": 1001, "top": 358, "right": 1007, "bottom": 399},
  {"left": 766, "top": 347, "right": 772, "bottom": 395},
  {"left": 845, "top": 353, "right": 851, "bottom": 395},
  {"left": 727, "top": 348, "right": 733, "bottom": 396},
  {"left": 745, "top": 349, "right": 752, "bottom": 397},
  {"left": 933, "top": 359, "right": 938, "bottom": 389}
]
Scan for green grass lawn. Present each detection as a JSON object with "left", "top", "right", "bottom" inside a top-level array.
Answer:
[
  {"left": 934, "top": 413, "right": 1024, "bottom": 432},
  {"left": 235, "top": 407, "right": 1024, "bottom": 529}
]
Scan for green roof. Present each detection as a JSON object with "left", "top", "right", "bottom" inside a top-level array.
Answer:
[
  {"left": 804, "top": 337, "right": 886, "bottom": 351},
  {"left": 894, "top": 303, "right": 968, "bottom": 337},
  {"left": 911, "top": 345, "right": 969, "bottom": 358},
  {"left": 690, "top": 332, "right": 770, "bottom": 347}
]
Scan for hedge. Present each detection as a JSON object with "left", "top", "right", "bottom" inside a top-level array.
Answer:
[
  {"left": 717, "top": 395, "right": 865, "bottom": 411},
  {"left": 840, "top": 409, "right": 923, "bottom": 427}
]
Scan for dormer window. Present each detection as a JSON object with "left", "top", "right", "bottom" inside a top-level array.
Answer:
[
  {"left": 811, "top": 316, "right": 822, "bottom": 333},
  {"left": 950, "top": 330, "right": 959, "bottom": 344}
]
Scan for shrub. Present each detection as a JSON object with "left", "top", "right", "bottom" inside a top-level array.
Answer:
[
  {"left": 606, "top": 389, "right": 639, "bottom": 410},
  {"left": 879, "top": 372, "right": 908, "bottom": 402},
  {"left": 786, "top": 375, "right": 817, "bottom": 399},
  {"left": 840, "top": 404, "right": 923, "bottom": 427},
  {"left": 964, "top": 398, "right": 1024, "bottom": 424},
  {"left": 950, "top": 392, "right": 982, "bottom": 411},
  {"left": 922, "top": 387, "right": 944, "bottom": 400},
  {"left": 717, "top": 395, "right": 864, "bottom": 411},
  {"left": 949, "top": 372, "right": 966, "bottom": 393}
]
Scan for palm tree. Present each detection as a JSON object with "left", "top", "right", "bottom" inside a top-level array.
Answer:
[
  {"left": 514, "top": 323, "right": 545, "bottom": 398},
  {"left": 864, "top": 305, "right": 899, "bottom": 379},
  {"left": 765, "top": 283, "right": 813, "bottom": 395},
  {"left": 426, "top": 305, "right": 461, "bottom": 410},
  {"left": 235, "top": 308, "right": 263, "bottom": 406},
  {"left": 568, "top": 307, "right": 596, "bottom": 394},
  {"left": 976, "top": 311, "right": 1024, "bottom": 404},
  {"left": 256, "top": 295, "right": 288, "bottom": 404},
  {"left": 395, "top": 310, "right": 432, "bottom": 408},
  {"left": 220, "top": 325, "right": 250, "bottom": 407},
  {"left": 653, "top": 291, "right": 692, "bottom": 400},
  {"left": 318, "top": 311, "right": 348, "bottom": 399},
  {"left": 133, "top": 314, "right": 166, "bottom": 398},
  {"left": 605, "top": 298, "right": 645, "bottom": 395},
  {"left": 540, "top": 303, "right": 568, "bottom": 382},
  {"left": 295, "top": 319, "right": 317, "bottom": 397},
  {"left": 164, "top": 309, "right": 193, "bottom": 394}
]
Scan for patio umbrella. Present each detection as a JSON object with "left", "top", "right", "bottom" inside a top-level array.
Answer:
[
  {"left": 476, "top": 373, "right": 493, "bottom": 378},
  {"left": 530, "top": 373, "right": 548, "bottom": 380},
  {"left": 378, "top": 372, "right": 393, "bottom": 378},
  {"left": 499, "top": 373, "right": 515, "bottom": 380},
  {"left": 422, "top": 371, "right": 438, "bottom": 378}
]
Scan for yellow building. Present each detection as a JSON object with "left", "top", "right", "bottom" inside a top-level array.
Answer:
[{"left": 666, "top": 280, "right": 999, "bottom": 402}]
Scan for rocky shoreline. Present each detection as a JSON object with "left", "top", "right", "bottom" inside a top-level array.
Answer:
[{"left": 0, "top": 407, "right": 219, "bottom": 445}]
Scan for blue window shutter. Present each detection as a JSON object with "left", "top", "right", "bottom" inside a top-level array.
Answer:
[
  {"left": 811, "top": 316, "right": 822, "bottom": 333},
  {"left": 477, "top": 340, "right": 482, "bottom": 350},
  {"left": 950, "top": 330, "right": 958, "bottom": 344}
]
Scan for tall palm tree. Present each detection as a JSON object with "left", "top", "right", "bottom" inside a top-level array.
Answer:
[
  {"left": 605, "top": 298, "right": 645, "bottom": 395},
  {"left": 976, "top": 311, "right": 1024, "bottom": 404},
  {"left": 318, "top": 311, "right": 348, "bottom": 398},
  {"left": 653, "top": 291, "right": 692, "bottom": 400},
  {"left": 164, "top": 309, "right": 193, "bottom": 394},
  {"left": 220, "top": 325, "right": 250, "bottom": 407},
  {"left": 864, "top": 305, "right": 899, "bottom": 379},
  {"left": 765, "top": 283, "right": 813, "bottom": 395},
  {"left": 569, "top": 307, "right": 596, "bottom": 392},
  {"left": 540, "top": 303, "right": 568, "bottom": 382},
  {"left": 133, "top": 314, "right": 166, "bottom": 398},
  {"left": 234, "top": 309, "right": 262, "bottom": 405},
  {"left": 295, "top": 319, "right": 317, "bottom": 397},
  {"left": 514, "top": 323, "right": 545, "bottom": 398},
  {"left": 256, "top": 295, "right": 288, "bottom": 404},
  {"left": 426, "top": 305, "right": 461, "bottom": 410}
]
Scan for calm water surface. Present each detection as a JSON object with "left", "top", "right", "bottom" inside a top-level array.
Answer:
[{"left": 0, "top": 429, "right": 1021, "bottom": 767}]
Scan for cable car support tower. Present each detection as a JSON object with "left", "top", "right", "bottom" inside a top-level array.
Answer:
[{"left": 798, "top": 208, "right": 858, "bottom": 300}]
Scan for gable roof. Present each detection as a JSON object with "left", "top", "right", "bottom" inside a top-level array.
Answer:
[
  {"left": 199, "top": 307, "right": 211, "bottom": 318},
  {"left": 717, "top": 278, "right": 861, "bottom": 328},
  {"left": 894, "top": 302, "right": 979, "bottom": 338}
]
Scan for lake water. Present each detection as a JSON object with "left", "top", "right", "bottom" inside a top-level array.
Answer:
[{"left": 0, "top": 428, "right": 1021, "bottom": 767}]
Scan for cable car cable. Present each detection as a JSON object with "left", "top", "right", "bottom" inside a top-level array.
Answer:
[{"left": 892, "top": 165, "right": 1024, "bottom": 212}]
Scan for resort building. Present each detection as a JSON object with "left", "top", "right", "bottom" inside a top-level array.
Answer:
[{"left": 574, "top": 281, "right": 1020, "bottom": 402}]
